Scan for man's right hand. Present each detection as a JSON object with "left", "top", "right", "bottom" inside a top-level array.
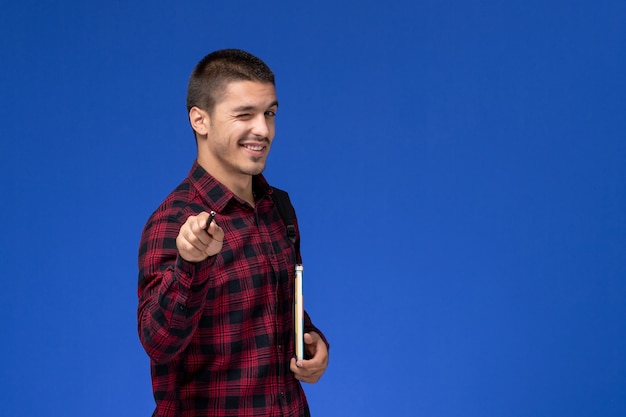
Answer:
[{"left": 176, "top": 212, "right": 224, "bottom": 262}]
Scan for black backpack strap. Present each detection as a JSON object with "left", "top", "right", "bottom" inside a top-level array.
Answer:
[{"left": 270, "top": 187, "right": 298, "bottom": 248}]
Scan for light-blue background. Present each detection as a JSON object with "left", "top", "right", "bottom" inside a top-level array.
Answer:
[{"left": 1, "top": 1, "right": 625, "bottom": 416}]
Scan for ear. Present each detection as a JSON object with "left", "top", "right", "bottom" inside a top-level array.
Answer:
[{"left": 189, "top": 106, "right": 210, "bottom": 137}]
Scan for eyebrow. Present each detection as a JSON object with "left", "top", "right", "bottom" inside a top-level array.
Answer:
[{"left": 233, "top": 100, "right": 279, "bottom": 113}]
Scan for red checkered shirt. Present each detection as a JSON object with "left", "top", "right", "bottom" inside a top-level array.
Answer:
[{"left": 138, "top": 162, "right": 328, "bottom": 417}]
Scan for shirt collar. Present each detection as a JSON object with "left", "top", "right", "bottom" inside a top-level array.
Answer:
[{"left": 187, "top": 160, "right": 273, "bottom": 211}]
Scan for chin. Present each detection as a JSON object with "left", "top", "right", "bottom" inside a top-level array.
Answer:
[
  {"left": 243, "top": 159, "right": 266, "bottom": 175},
  {"left": 242, "top": 165, "right": 266, "bottom": 176}
]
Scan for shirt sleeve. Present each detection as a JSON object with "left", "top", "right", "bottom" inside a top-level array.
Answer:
[{"left": 137, "top": 211, "right": 216, "bottom": 364}]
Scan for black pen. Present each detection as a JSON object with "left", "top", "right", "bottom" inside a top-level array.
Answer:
[{"left": 205, "top": 211, "right": 216, "bottom": 232}]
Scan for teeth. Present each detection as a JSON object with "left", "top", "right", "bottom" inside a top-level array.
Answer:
[{"left": 244, "top": 145, "right": 264, "bottom": 151}]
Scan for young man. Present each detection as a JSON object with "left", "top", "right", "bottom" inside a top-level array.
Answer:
[{"left": 137, "top": 49, "right": 329, "bottom": 417}]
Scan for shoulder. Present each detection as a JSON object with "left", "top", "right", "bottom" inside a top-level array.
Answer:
[{"left": 143, "top": 176, "right": 203, "bottom": 234}]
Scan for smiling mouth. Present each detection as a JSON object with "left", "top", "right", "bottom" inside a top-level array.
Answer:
[
  {"left": 242, "top": 144, "right": 265, "bottom": 151},
  {"left": 240, "top": 139, "right": 270, "bottom": 155}
]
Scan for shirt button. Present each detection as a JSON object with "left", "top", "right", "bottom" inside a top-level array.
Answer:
[{"left": 278, "top": 344, "right": 283, "bottom": 350}]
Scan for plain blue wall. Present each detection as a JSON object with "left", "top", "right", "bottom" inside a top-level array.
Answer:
[{"left": 2, "top": 1, "right": 625, "bottom": 416}]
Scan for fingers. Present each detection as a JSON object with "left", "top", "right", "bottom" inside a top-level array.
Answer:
[
  {"left": 303, "top": 332, "right": 324, "bottom": 360},
  {"left": 205, "top": 216, "right": 224, "bottom": 241},
  {"left": 176, "top": 212, "right": 224, "bottom": 262},
  {"left": 290, "top": 356, "right": 326, "bottom": 384},
  {"left": 290, "top": 332, "right": 329, "bottom": 384}
]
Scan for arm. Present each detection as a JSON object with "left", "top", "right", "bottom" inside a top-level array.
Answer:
[
  {"left": 137, "top": 211, "right": 223, "bottom": 364},
  {"left": 283, "top": 196, "right": 329, "bottom": 382}
]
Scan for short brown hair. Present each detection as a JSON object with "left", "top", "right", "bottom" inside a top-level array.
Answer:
[{"left": 186, "top": 49, "right": 275, "bottom": 114}]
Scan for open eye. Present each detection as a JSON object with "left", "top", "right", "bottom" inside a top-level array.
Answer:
[{"left": 265, "top": 110, "right": 276, "bottom": 117}]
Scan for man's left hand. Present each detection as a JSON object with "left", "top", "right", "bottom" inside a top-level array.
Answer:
[{"left": 290, "top": 331, "right": 329, "bottom": 383}]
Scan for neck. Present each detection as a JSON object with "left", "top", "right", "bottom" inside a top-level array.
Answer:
[
  {"left": 197, "top": 156, "right": 255, "bottom": 207},
  {"left": 229, "top": 177, "right": 255, "bottom": 207}
]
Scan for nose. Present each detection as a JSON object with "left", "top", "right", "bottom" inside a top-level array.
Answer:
[{"left": 251, "top": 114, "right": 270, "bottom": 138}]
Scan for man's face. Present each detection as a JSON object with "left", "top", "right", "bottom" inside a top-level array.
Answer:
[{"left": 198, "top": 80, "right": 278, "bottom": 182}]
